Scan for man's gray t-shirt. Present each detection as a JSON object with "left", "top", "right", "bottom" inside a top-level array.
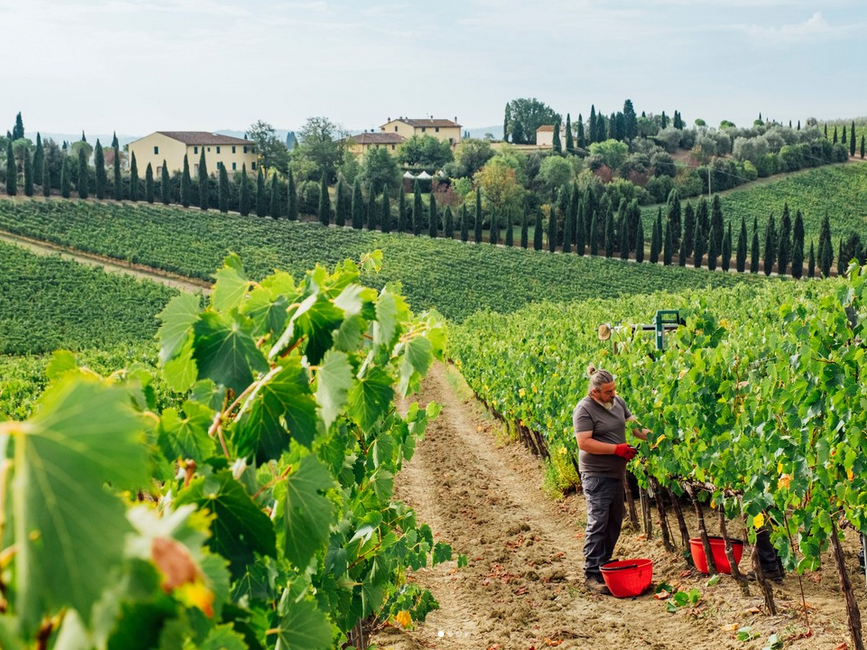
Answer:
[{"left": 573, "top": 395, "right": 633, "bottom": 479}]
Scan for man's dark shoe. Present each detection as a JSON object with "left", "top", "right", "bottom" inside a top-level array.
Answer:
[
  {"left": 763, "top": 568, "right": 784, "bottom": 583},
  {"left": 585, "top": 574, "right": 610, "bottom": 595}
]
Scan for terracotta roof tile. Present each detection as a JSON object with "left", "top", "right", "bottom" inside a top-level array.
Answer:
[
  {"left": 382, "top": 118, "right": 461, "bottom": 128},
  {"left": 347, "top": 132, "right": 406, "bottom": 145},
  {"left": 157, "top": 131, "right": 253, "bottom": 145}
]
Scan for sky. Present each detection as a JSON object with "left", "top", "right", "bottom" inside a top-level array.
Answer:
[{"left": 2, "top": 0, "right": 866, "bottom": 140}]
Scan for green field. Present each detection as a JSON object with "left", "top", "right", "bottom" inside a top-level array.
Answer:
[
  {"left": 642, "top": 163, "right": 867, "bottom": 247},
  {"left": 0, "top": 199, "right": 758, "bottom": 322}
]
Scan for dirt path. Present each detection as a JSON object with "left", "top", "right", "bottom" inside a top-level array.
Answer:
[
  {"left": 374, "top": 363, "right": 856, "bottom": 650},
  {"left": 0, "top": 229, "right": 210, "bottom": 294}
]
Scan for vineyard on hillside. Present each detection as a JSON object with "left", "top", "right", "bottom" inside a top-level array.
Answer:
[
  {"left": 0, "top": 199, "right": 755, "bottom": 321},
  {"left": 450, "top": 270, "right": 867, "bottom": 646}
]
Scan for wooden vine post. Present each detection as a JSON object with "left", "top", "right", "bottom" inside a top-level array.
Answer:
[
  {"left": 640, "top": 486, "right": 654, "bottom": 539},
  {"left": 666, "top": 486, "right": 693, "bottom": 564},
  {"left": 830, "top": 519, "right": 864, "bottom": 650},
  {"left": 650, "top": 476, "right": 674, "bottom": 552},
  {"left": 717, "top": 504, "right": 749, "bottom": 595},
  {"left": 623, "top": 475, "right": 639, "bottom": 530},
  {"left": 684, "top": 483, "right": 716, "bottom": 574}
]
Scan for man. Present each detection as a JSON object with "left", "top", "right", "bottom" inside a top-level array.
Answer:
[{"left": 573, "top": 366, "right": 648, "bottom": 595}]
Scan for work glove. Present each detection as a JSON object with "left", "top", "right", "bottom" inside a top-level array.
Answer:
[{"left": 614, "top": 443, "right": 637, "bottom": 460}]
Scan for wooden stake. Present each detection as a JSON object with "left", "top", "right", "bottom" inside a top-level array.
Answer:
[
  {"left": 718, "top": 503, "right": 749, "bottom": 594},
  {"left": 669, "top": 485, "right": 693, "bottom": 564},
  {"left": 641, "top": 485, "right": 654, "bottom": 539},
  {"left": 831, "top": 518, "right": 864, "bottom": 650},
  {"left": 623, "top": 475, "right": 639, "bottom": 530},
  {"left": 651, "top": 476, "right": 674, "bottom": 551},
  {"left": 685, "top": 484, "right": 716, "bottom": 574}
]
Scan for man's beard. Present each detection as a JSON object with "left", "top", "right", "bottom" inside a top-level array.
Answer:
[{"left": 599, "top": 400, "right": 614, "bottom": 411}]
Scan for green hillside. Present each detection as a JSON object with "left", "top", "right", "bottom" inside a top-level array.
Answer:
[
  {"left": 0, "top": 199, "right": 758, "bottom": 322},
  {"left": 642, "top": 163, "right": 867, "bottom": 245}
]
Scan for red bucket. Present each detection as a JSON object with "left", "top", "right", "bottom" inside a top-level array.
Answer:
[
  {"left": 689, "top": 537, "right": 743, "bottom": 574},
  {"left": 600, "top": 559, "right": 653, "bottom": 598}
]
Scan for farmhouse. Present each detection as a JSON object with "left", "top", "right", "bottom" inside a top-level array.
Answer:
[
  {"left": 535, "top": 124, "right": 566, "bottom": 148},
  {"left": 345, "top": 132, "right": 406, "bottom": 161},
  {"left": 379, "top": 117, "right": 462, "bottom": 147},
  {"left": 127, "top": 132, "right": 259, "bottom": 177}
]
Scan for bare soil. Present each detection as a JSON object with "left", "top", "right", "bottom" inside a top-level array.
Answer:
[{"left": 373, "top": 362, "right": 861, "bottom": 650}]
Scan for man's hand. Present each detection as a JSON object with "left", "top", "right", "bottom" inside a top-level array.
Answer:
[{"left": 614, "top": 443, "right": 637, "bottom": 460}]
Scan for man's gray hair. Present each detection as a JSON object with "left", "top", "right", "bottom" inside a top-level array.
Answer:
[{"left": 586, "top": 364, "right": 615, "bottom": 394}]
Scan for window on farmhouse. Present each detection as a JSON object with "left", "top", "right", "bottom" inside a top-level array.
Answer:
[
  {"left": 243, "top": 146, "right": 247, "bottom": 153},
  {"left": 252, "top": 162, "right": 257, "bottom": 170},
  {"left": 194, "top": 146, "right": 198, "bottom": 154},
  {"left": 232, "top": 146, "right": 236, "bottom": 153},
  {"left": 154, "top": 146, "right": 159, "bottom": 154},
  {"left": 232, "top": 162, "right": 236, "bottom": 171},
  {"left": 216, "top": 146, "right": 221, "bottom": 154}
]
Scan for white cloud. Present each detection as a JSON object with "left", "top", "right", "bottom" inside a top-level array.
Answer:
[{"left": 733, "top": 11, "right": 859, "bottom": 45}]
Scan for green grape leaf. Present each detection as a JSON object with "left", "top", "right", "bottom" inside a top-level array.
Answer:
[
  {"left": 46, "top": 350, "right": 79, "bottom": 381},
  {"left": 0, "top": 617, "right": 23, "bottom": 650},
  {"left": 212, "top": 253, "right": 251, "bottom": 314},
  {"left": 175, "top": 470, "right": 276, "bottom": 580},
  {"left": 234, "top": 358, "right": 318, "bottom": 462},
  {"left": 199, "top": 623, "right": 247, "bottom": 650},
  {"left": 272, "top": 597, "right": 332, "bottom": 650},
  {"left": 333, "top": 314, "right": 367, "bottom": 353},
  {"left": 163, "top": 336, "right": 199, "bottom": 394},
  {"left": 280, "top": 455, "right": 335, "bottom": 568},
  {"left": 8, "top": 378, "right": 149, "bottom": 632},
  {"left": 315, "top": 350, "right": 354, "bottom": 430},
  {"left": 157, "top": 400, "right": 216, "bottom": 463},
  {"left": 398, "top": 336, "right": 433, "bottom": 395},
  {"left": 373, "top": 292, "right": 400, "bottom": 351},
  {"left": 297, "top": 297, "right": 345, "bottom": 366},
  {"left": 348, "top": 367, "right": 394, "bottom": 431},
  {"left": 243, "top": 287, "right": 291, "bottom": 338},
  {"left": 156, "top": 292, "right": 201, "bottom": 364},
  {"left": 192, "top": 311, "right": 269, "bottom": 395}
]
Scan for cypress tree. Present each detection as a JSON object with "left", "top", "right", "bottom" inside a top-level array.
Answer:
[
  {"left": 565, "top": 114, "right": 574, "bottom": 153},
  {"left": 12, "top": 113, "right": 23, "bottom": 140},
  {"left": 776, "top": 203, "right": 791, "bottom": 276},
  {"left": 851, "top": 120, "right": 857, "bottom": 156},
  {"left": 824, "top": 123, "right": 828, "bottom": 138},
  {"left": 444, "top": 204, "right": 454, "bottom": 238},
  {"left": 318, "top": 173, "right": 331, "bottom": 225},
  {"left": 696, "top": 197, "right": 710, "bottom": 240},
  {"left": 682, "top": 202, "right": 695, "bottom": 260},
  {"left": 239, "top": 164, "right": 250, "bottom": 216},
  {"left": 619, "top": 215, "right": 629, "bottom": 260},
  {"left": 662, "top": 219, "right": 673, "bottom": 266},
  {"left": 271, "top": 173, "right": 281, "bottom": 219},
  {"left": 552, "top": 119, "right": 562, "bottom": 154},
  {"left": 576, "top": 113, "right": 585, "bottom": 148},
  {"left": 721, "top": 223, "right": 732, "bottom": 272},
  {"left": 380, "top": 187, "right": 391, "bottom": 233},
  {"left": 113, "top": 144, "right": 122, "bottom": 200},
  {"left": 833, "top": 126, "right": 838, "bottom": 144},
  {"left": 842, "top": 125, "right": 847, "bottom": 146},
  {"left": 563, "top": 196, "right": 573, "bottom": 254},
  {"left": 60, "top": 158, "right": 70, "bottom": 198},
  {"left": 256, "top": 168, "right": 266, "bottom": 217},
  {"left": 666, "top": 189, "right": 682, "bottom": 247},
  {"left": 413, "top": 181, "right": 423, "bottom": 236},
  {"left": 678, "top": 234, "right": 687, "bottom": 266},
  {"left": 94, "top": 140, "right": 105, "bottom": 199},
  {"left": 520, "top": 206, "right": 528, "bottom": 248},
  {"left": 571, "top": 185, "right": 581, "bottom": 248},
  {"left": 533, "top": 208, "right": 543, "bottom": 251},
  {"left": 181, "top": 155, "right": 191, "bottom": 207},
  {"left": 589, "top": 210, "right": 599, "bottom": 256},
  {"left": 42, "top": 155, "right": 50, "bottom": 197},
  {"left": 398, "top": 186, "right": 406, "bottom": 232},
  {"left": 808, "top": 241, "right": 816, "bottom": 278},
  {"left": 818, "top": 213, "right": 833, "bottom": 277},
  {"left": 428, "top": 192, "right": 438, "bottom": 237},
  {"left": 736, "top": 215, "right": 747, "bottom": 273},
  {"left": 129, "top": 152, "right": 139, "bottom": 202},
  {"left": 287, "top": 169, "right": 298, "bottom": 221},
  {"left": 547, "top": 206, "right": 557, "bottom": 252},
  {"left": 6, "top": 140, "right": 16, "bottom": 196},
  {"left": 710, "top": 194, "right": 724, "bottom": 253},
  {"left": 161, "top": 161, "right": 171, "bottom": 205},
  {"left": 78, "top": 147, "right": 89, "bottom": 199},
  {"left": 763, "top": 215, "right": 777, "bottom": 276},
  {"left": 33, "top": 133, "right": 43, "bottom": 186},
  {"left": 750, "top": 216, "right": 760, "bottom": 273},
  {"left": 474, "top": 189, "right": 483, "bottom": 244},
  {"left": 23, "top": 147, "right": 33, "bottom": 197},
  {"left": 351, "top": 179, "right": 364, "bottom": 229},
  {"left": 199, "top": 149, "right": 209, "bottom": 211},
  {"left": 649, "top": 208, "right": 661, "bottom": 263},
  {"left": 219, "top": 164, "right": 229, "bottom": 213},
  {"left": 505, "top": 208, "right": 513, "bottom": 246},
  {"left": 366, "top": 184, "right": 377, "bottom": 230},
  {"left": 143, "top": 163, "right": 153, "bottom": 203},
  {"left": 693, "top": 220, "right": 705, "bottom": 269},
  {"left": 461, "top": 204, "right": 469, "bottom": 243},
  {"left": 334, "top": 174, "right": 347, "bottom": 228},
  {"left": 604, "top": 207, "right": 615, "bottom": 258},
  {"left": 490, "top": 207, "right": 499, "bottom": 245},
  {"left": 861, "top": 135, "right": 865, "bottom": 159},
  {"left": 588, "top": 105, "right": 597, "bottom": 144},
  {"left": 792, "top": 209, "right": 805, "bottom": 279},
  {"left": 634, "top": 218, "right": 644, "bottom": 263}
]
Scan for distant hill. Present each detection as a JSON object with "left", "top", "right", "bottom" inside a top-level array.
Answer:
[{"left": 466, "top": 125, "right": 503, "bottom": 140}]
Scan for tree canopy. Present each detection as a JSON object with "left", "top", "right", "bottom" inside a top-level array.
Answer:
[{"left": 503, "top": 98, "right": 561, "bottom": 145}]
